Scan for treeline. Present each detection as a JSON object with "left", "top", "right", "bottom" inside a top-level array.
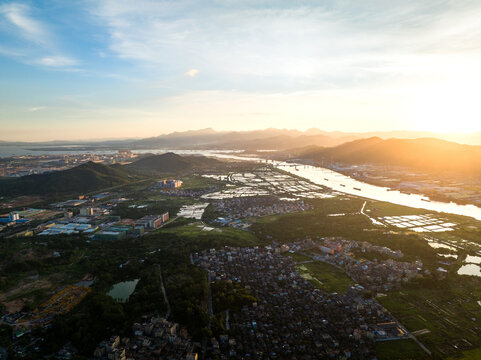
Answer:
[
  {"left": 42, "top": 293, "right": 127, "bottom": 356},
  {"left": 250, "top": 198, "right": 441, "bottom": 268},
  {"left": 212, "top": 280, "right": 257, "bottom": 313}
]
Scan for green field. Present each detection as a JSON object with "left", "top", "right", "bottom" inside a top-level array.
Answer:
[
  {"left": 283, "top": 252, "right": 312, "bottom": 262},
  {"left": 365, "top": 200, "right": 430, "bottom": 217},
  {"left": 180, "top": 175, "right": 225, "bottom": 190},
  {"left": 447, "top": 348, "right": 481, "bottom": 360},
  {"left": 375, "top": 339, "right": 430, "bottom": 360},
  {"left": 297, "top": 261, "right": 353, "bottom": 294},
  {"left": 379, "top": 276, "right": 481, "bottom": 358},
  {"left": 159, "top": 222, "right": 260, "bottom": 248}
]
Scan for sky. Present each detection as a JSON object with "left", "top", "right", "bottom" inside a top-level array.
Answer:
[{"left": 1, "top": 0, "right": 481, "bottom": 141}]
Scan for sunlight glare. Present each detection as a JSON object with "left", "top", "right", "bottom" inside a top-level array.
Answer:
[{"left": 409, "top": 81, "right": 481, "bottom": 133}]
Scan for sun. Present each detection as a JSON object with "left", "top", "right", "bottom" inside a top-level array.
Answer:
[{"left": 408, "top": 81, "right": 481, "bottom": 133}]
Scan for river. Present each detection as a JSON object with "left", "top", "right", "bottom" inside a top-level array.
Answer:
[
  {"left": 275, "top": 162, "right": 481, "bottom": 221},
  {"left": 205, "top": 152, "right": 481, "bottom": 220},
  {"left": 196, "top": 153, "right": 481, "bottom": 221},
  {"left": 3, "top": 145, "right": 481, "bottom": 221}
]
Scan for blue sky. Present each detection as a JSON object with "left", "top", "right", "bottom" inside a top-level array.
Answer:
[{"left": 1, "top": 0, "right": 481, "bottom": 140}]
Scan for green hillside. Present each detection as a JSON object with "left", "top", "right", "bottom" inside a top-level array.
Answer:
[
  {"left": 0, "top": 161, "right": 136, "bottom": 196},
  {"left": 297, "top": 137, "right": 481, "bottom": 174}
]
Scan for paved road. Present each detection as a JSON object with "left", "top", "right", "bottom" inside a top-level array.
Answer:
[{"left": 409, "top": 333, "right": 432, "bottom": 356}]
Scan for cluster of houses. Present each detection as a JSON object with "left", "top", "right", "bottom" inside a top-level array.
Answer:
[
  {"left": 359, "top": 241, "right": 403, "bottom": 258},
  {"left": 158, "top": 179, "right": 183, "bottom": 189},
  {"left": 212, "top": 196, "right": 311, "bottom": 229},
  {"left": 309, "top": 238, "right": 424, "bottom": 293},
  {"left": 194, "top": 245, "right": 408, "bottom": 359},
  {"left": 158, "top": 186, "right": 217, "bottom": 198},
  {"left": 93, "top": 317, "right": 198, "bottom": 360}
]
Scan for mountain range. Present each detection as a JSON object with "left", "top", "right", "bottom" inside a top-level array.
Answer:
[
  {"left": 291, "top": 137, "right": 481, "bottom": 174},
  {"left": 4, "top": 128, "right": 481, "bottom": 151}
]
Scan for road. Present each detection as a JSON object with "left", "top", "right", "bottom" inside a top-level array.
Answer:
[{"left": 409, "top": 333, "right": 432, "bottom": 356}]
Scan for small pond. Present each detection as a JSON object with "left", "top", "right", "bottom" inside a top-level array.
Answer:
[{"left": 107, "top": 279, "right": 139, "bottom": 302}]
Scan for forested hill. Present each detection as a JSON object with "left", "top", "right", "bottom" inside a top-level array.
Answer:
[
  {"left": 295, "top": 137, "right": 481, "bottom": 174},
  {"left": 0, "top": 161, "right": 135, "bottom": 196},
  {"left": 126, "top": 152, "right": 222, "bottom": 173}
]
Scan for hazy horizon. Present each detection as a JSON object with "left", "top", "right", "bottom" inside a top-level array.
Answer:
[{"left": 4, "top": 126, "right": 481, "bottom": 145}]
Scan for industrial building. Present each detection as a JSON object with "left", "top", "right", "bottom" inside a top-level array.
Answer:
[{"left": 134, "top": 213, "right": 169, "bottom": 229}]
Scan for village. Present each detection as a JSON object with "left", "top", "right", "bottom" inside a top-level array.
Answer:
[
  {"left": 93, "top": 317, "right": 199, "bottom": 360},
  {"left": 211, "top": 196, "right": 311, "bottom": 229},
  {"left": 2, "top": 165, "right": 480, "bottom": 359},
  {"left": 191, "top": 239, "right": 419, "bottom": 359}
]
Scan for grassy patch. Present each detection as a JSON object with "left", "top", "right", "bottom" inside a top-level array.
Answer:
[
  {"left": 375, "top": 339, "right": 430, "bottom": 360},
  {"left": 282, "top": 252, "right": 312, "bottom": 263},
  {"left": 160, "top": 223, "right": 260, "bottom": 249},
  {"left": 447, "top": 348, "right": 481, "bottom": 360},
  {"left": 181, "top": 175, "right": 225, "bottom": 190},
  {"left": 379, "top": 276, "right": 481, "bottom": 358},
  {"left": 250, "top": 196, "right": 441, "bottom": 268},
  {"left": 365, "top": 201, "right": 428, "bottom": 217},
  {"left": 297, "top": 261, "right": 353, "bottom": 294}
]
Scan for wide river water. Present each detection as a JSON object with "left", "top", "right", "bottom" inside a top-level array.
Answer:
[
  {"left": 2, "top": 146, "right": 481, "bottom": 221},
  {"left": 202, "top": 152, "right": 481, "bottom": 221},
  {"left": 277, "top": 162, "right": 481, "bottom": 221}
]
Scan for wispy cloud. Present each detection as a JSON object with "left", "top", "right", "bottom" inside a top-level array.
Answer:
[
  {"left": 184, "top": 68, "right": 199, "bottom": 77},
  {"left": 3, "top": 1, "right": 481, "bottom": 140},
  {"left": 37, "top": 56, "right": 77, "bottom": 67},
  {"left": 28, "top": 106, "right": 47, "bottom": 112},
  {"left": 0, "top": 3, "right": 49, "bottom": 44},
  {"left": 88, "top": 0, "right": 481, "bottom": 87},
  {"left": 0, "top": 2, "right": 77, "bottom": 68}
]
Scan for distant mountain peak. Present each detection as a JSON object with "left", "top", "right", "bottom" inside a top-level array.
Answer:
[{"left": 295, "top": 137, "right": 481, "bottom": 174}]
